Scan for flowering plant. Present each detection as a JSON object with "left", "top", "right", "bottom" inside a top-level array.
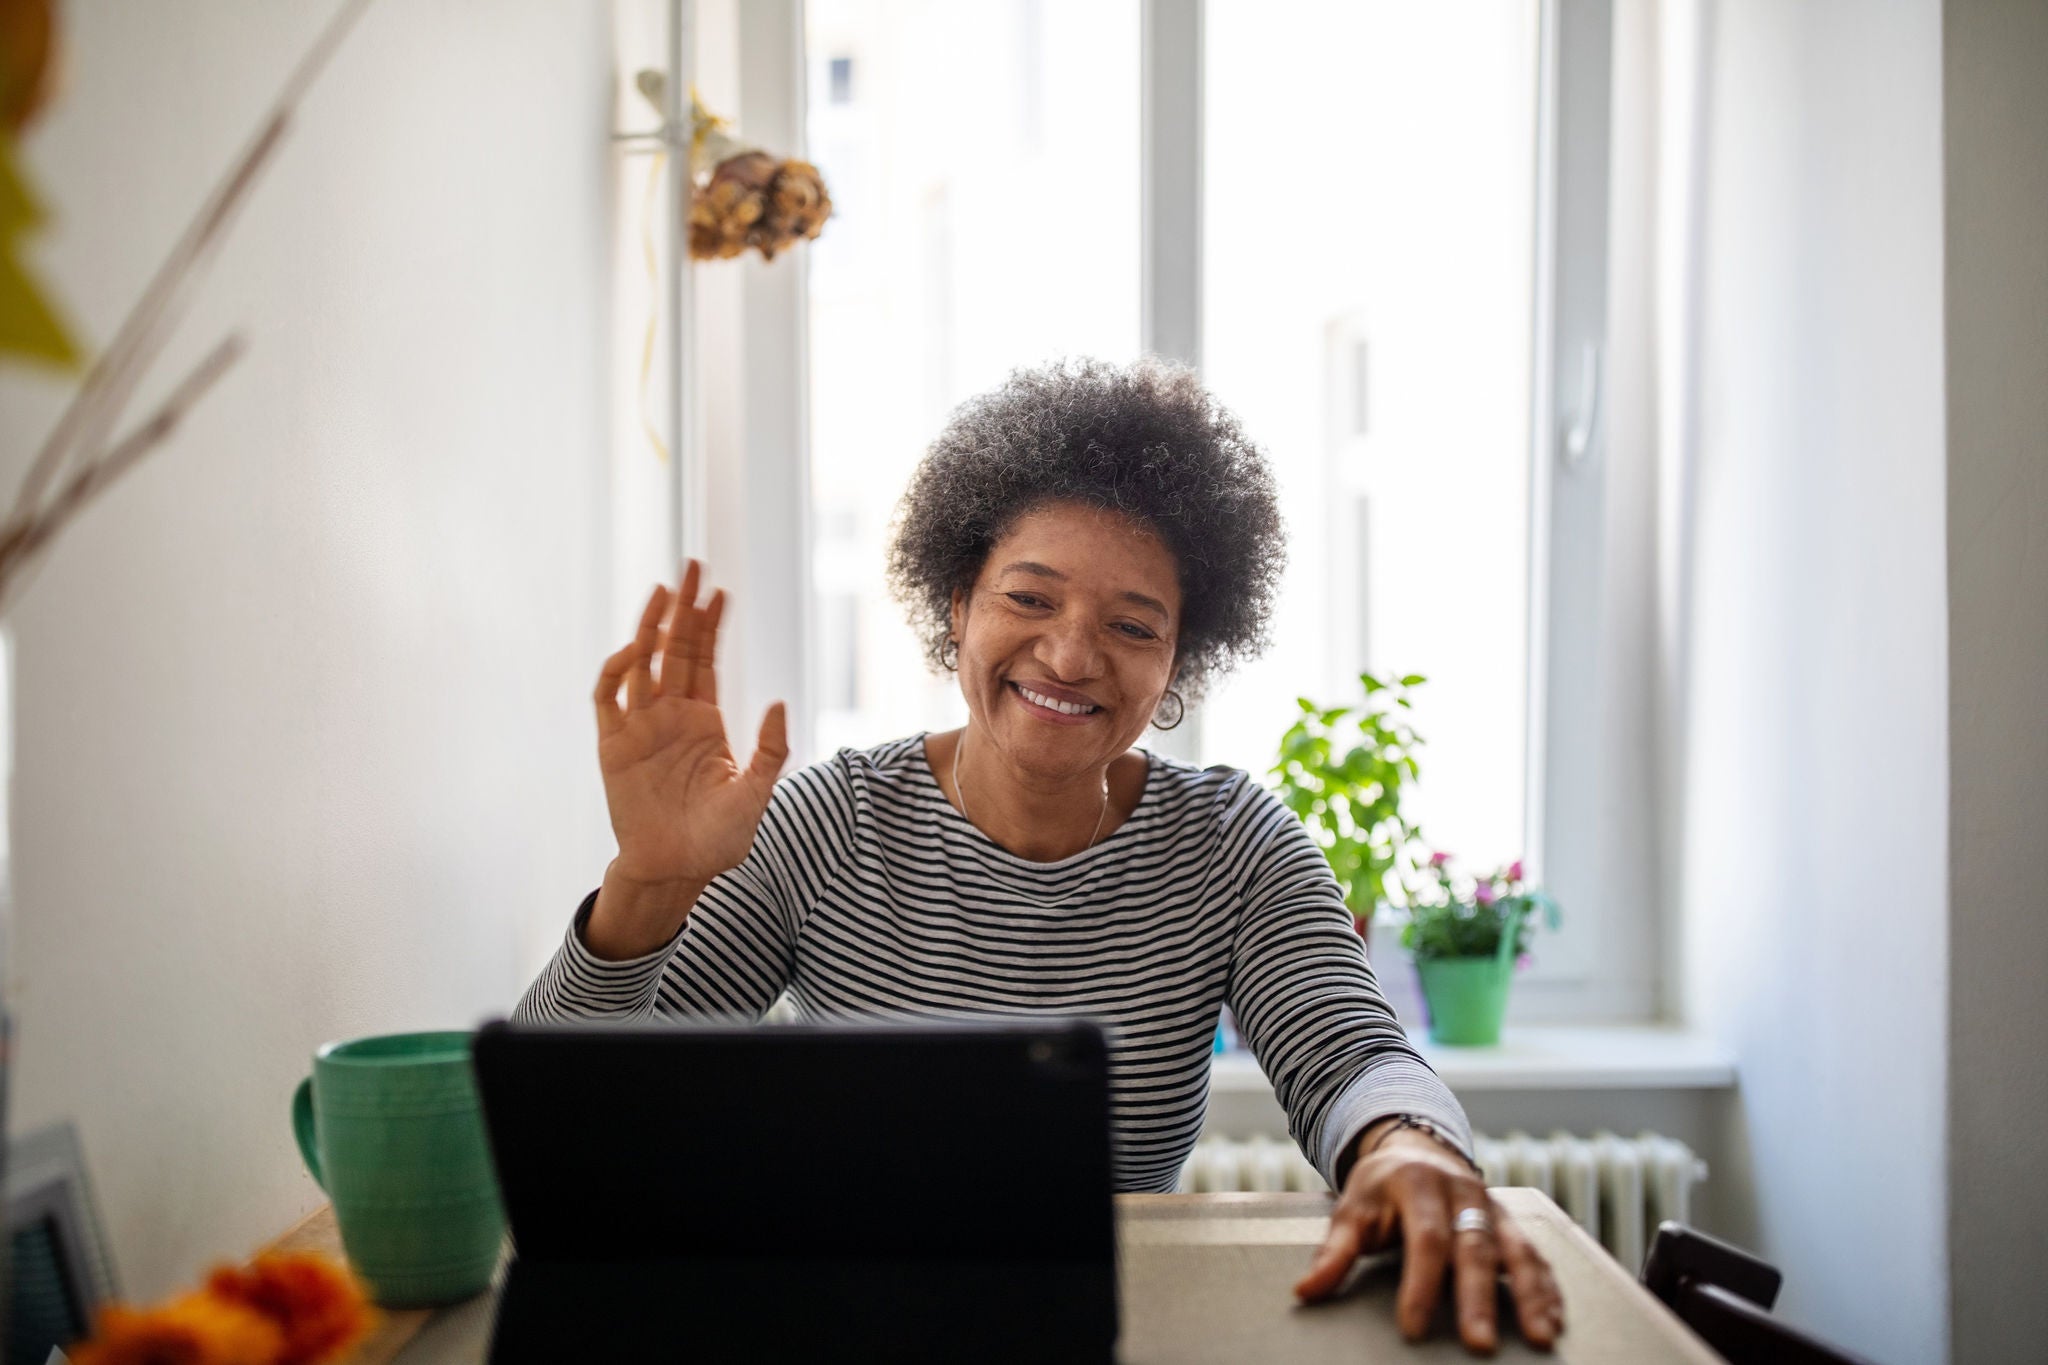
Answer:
[
  {"left": 67, "top": 1251, "right": 374, "bottom": 1365},
  {"left": 1398, "top": 852, "right": 1561, "bottom": 963}
]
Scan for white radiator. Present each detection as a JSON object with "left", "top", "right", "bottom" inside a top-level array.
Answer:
[{"left": 1180, "top": 1130, "right": 1708, "bottom": 1272}]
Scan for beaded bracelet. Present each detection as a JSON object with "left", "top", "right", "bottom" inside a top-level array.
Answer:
[{"left": 1361, "top": 1114, "right": 1485, "bottom": 1179}]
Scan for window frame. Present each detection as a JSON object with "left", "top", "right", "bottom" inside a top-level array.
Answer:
[
  {"left": 1141, "top": 0, "right": 1204, "bottom": 764},
  {"left": 1516, "top": 0, "right": 1661, "bottom": 1018},
  {"left": 670, "top": 0, "right": 818, "bottom": 767}
]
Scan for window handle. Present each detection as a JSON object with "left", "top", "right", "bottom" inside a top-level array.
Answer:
[{"left": 1561, "top": 343, "right": 1603, "bottom": 469}]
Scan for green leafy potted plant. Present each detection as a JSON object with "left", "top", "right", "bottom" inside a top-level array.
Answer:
[
  {"left": 1400, "top": 853, "right": 1561, "bottom": 1045},
  {"left": 1269, "top": 671, "right": 1428, "bottom": 934}
]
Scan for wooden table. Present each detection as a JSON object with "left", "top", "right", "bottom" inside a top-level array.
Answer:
[{"left": 276, "top": 1190, "right": 1717, "bottom": 1364}]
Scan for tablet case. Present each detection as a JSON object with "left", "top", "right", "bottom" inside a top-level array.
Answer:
[{"left": 471, "top": 1017, "right": 1119, "bottom": 1363}]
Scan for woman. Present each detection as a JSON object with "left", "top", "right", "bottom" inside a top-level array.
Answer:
[{"left": 517, "top": 358, "right": 1563, "bottom": 1354}]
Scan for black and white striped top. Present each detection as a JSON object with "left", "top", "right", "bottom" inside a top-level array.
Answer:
[{"left": 515, "top": 735, "right": 1471, "bottom": 1193}]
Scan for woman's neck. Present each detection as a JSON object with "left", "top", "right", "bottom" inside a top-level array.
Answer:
[{"left": 939, "top": 727, "right": 1122, "bottom": 863}]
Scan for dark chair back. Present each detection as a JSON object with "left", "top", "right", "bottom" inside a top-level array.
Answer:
[{"left": 1642, "top": 1222, "right": 1874, "bottom": 1365}]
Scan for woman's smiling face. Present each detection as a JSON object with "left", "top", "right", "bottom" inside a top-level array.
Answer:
[{"left": 951, "top": 501, "right": 1182, "bottom": 779}]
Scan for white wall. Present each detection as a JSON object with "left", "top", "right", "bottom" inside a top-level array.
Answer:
[
  {"left": 0, "top": 0, "right": 616, "bottom": 1296},
  {"left": 1942, "top": 2, "right": 2048, "bottom": 1361},
  {"left": 1673, "top": 1, "right": 1949, "bottom": 1361}
]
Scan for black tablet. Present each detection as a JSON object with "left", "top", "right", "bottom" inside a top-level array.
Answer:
[{"left": 471, "top": 1016, "right": 1118, "bottom": 1363}]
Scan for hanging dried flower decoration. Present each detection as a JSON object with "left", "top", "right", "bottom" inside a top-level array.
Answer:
[{"left": 636, "top": 71, "right": 831, "bottom": 263}]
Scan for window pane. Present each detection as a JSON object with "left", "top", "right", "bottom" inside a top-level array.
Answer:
[
  {"left": 805, "top": 0, "right": 1142, "bottom": 757},
  {"left": 1200, "top": 1, "right": 1539, "bottom": 874}
]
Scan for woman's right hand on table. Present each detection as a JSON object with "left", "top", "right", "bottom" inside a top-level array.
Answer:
[{"left": 584, "top": 560, "right": 789, "bottom": 959}]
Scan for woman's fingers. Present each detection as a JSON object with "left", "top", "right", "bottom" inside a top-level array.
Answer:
[
  {"left": 693, "top": 589, "right": 725, "bottom": 704},
  {"left": 1292, "top": 1195, "right": 1376, "bottom": 1301},
  {"left": 1497, "top": 1210, "right": 1565, "bottom": 1348},
  {"left": 748, "top": 701, "right": 791, "bottom": 787},
  {"left": 593, "top": 639, "right": 643, "bottom": 736},
  {"left": 1315, "top": 1136, "right": 1554, "bottom": 1355},
  {"left": 1393, "top": 1175, "right": 1454, "bottom": 1341},
  {"left": 661, "top": 560, "right": 704, "bottom": 699},
  {"left": 622, "top": 585, "right": 668, "bottom": 712},
  {"left": 1449, "top": 1198, "right": 1502, "bottom": 1354},
  {"left": 603, "top": 563, "right": 747, "bottom": 741}
]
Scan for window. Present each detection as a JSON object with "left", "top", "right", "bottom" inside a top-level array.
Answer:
[{"left": 1196, "top": 2, "right": 1539, "bottom": 882}]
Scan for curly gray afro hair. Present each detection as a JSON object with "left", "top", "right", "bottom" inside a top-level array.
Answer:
[{"left": 886, "top": 356, "right": 1285, "bottom": 704}]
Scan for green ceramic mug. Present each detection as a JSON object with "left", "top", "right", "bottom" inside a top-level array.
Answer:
[{"left": 291, "top": 1030, "right": 506, "bottom": 1306}]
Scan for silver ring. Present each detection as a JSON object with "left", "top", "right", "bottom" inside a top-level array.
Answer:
[{"left": 1453, "top": 1206, "right": 1493, "bottom": 1237}]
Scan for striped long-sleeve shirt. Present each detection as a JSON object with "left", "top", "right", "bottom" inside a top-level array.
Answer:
[{"left": 515, "top": 735, "right": 1471, "bottom": 1193}]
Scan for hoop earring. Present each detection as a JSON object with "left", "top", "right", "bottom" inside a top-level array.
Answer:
[
  {"left": 1153, "top": 689, "right": 1185, "bottom": 731},
  {"left": 941, "top": 637, "right": 959, "bottom": 671}
]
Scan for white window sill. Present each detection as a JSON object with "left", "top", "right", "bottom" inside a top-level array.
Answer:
[{"left": 1211, "top": 1024, "right": 1736, "bottom": 1093}]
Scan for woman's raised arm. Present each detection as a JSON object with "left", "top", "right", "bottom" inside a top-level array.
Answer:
[{"left": 582, "top": 560, "right": 789, "bottom": 960}]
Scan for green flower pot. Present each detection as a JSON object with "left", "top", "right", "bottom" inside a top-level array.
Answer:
[
  {"left": 1414, "top": 955, "right": 1512, "bottom": 1045},
  {"left": 1411, "top": 898, "right": 1531, "bottom": 1045}
]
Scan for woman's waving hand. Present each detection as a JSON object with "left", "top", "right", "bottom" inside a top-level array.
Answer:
[{"left": 584, "top": 560, "right": 789, "bottom": 960}]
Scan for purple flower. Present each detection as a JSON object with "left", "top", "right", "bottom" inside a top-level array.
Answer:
[
  {"left": 1474, "top": 882, "right": 1498, "bottom": 906},
  {"left": 1429, "top": 851, "right": 1452, "bottom": 868},
  {"left": 1507, "top": 859, "right": 1525, "bottom": 883}
]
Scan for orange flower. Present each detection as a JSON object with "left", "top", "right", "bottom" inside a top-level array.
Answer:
[
  {"left": 69, "top": 1294, "right": 283, "bottom": 1365},
  {"left": 206, "top": 1253, "right": 376, "bottom": 1365}
]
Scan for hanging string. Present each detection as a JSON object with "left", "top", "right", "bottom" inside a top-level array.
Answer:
[{"left": 635, "top": 145, "right": 670, "bottom": 466}]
